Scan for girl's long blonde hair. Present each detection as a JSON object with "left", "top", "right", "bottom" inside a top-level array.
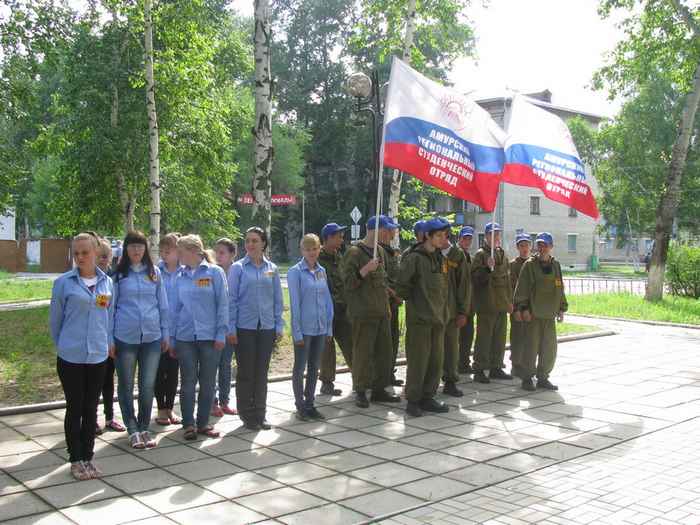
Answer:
[{"left": 177, "top": 234, "right": 213, "bottom": 263}]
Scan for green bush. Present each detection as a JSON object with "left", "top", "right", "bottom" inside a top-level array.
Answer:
[{"left": 666, "top": 243, "right": 700, "bottom": 299}]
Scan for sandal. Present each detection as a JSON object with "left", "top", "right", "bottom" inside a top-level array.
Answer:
[
  {"left": 168, "top": 414, "right": 182, "bottom": 425},
  {"left": 105, "top": 420, "right": 126, "bottom": 432},
  {"left": 84, "top": 460, "right": 103, "bottom": 478},
  {"left": 211, "top": 405, "right": 224, "bottom": 417},
  {"left": 95, "top": 424, "right": 104, "bottom": 436},
  {"left": 129, "top": 432, "right": 145, "bottom": 449},
  {"left": 196, "top": 426, "right": 221, "bottom": 438},
  {"left": 183, "top": 426, "right": 197, "bottom": 441},
  {"left": 141, "top": 431, "right": 157, "bottom": 448},
  {"left": 71, "top": 461, "right": 91, "bottom": 481},
  {"left": 155, "top": 417, "right": 170, "bottom": 426},
  {"left": 221, "top": 404, "right": 237, "bottom": 416}
]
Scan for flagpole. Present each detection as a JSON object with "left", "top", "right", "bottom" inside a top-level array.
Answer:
[{"left": 490, "top": 209, "right": 496, "bottom": 270}]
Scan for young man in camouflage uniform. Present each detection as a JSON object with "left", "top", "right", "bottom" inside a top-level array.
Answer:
[
  {"left": 514, "top": 232, "right": 567, "bottom": 392},
  {"left": 509, "top": 233, "right": 532, "bottom": 379},
  {"left": 472, "top": 222, "right": 513, "bottom": 384},
  {"left": 341, "top": 216, "right": 401, "bottom": 408},
  {"left": 378, "top": 217, "right": 404, "bottom": 387},
  {"left": 457, "top": 226, "right": 475, "bottom": 374},
  {"left": 318, "top": 223, "right": 353, "bottom": 396},
  {"left": 396, "top": 217, "right": 451, "bottom": 417}
]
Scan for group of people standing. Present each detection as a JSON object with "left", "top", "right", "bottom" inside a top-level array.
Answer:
[{"left": 48, "top": 216, "right": 567, "bottom": 481}]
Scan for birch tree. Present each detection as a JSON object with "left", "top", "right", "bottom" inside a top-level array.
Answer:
[
  {"left": 252, "top": 0, "right": 274, "bottom": 248},
  {"left": 596, "top": 0, "right": 700, "bottom": 301},
  {"left": 144, "top": 0, "right": 161, "bottom": 256}
]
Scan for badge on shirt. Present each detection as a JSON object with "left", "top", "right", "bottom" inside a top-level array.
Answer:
[
  {"left": 95, "top": 294, "right": 111, "bottom": 309},
  {"left": 448, "top": 260, "right": 459, "bottom": 269},
  {"left": 555, "top": 278, "right": 563, "bottom": 287},
  {"left": 442, "top": 261, "right": 449, "bottom": 274},
  {"left": 265, "top": 270, "right": 275, "bottom": 278},
  {"left": 196, "top": 278, "right": 211, "bottom": 287},
  {"left": 315, "top": 271, "right": 326, "bottom": 281},
  {"left": 145, "top": 274, "right": 158, "bottom": 283}
]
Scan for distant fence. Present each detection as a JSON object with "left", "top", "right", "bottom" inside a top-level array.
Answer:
[{"left": 564, "top": 277, "right": 647, "bottom": 296}]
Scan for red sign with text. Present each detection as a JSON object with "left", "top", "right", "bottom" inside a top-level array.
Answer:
[{"left": 237, "top": 194, "right": 297, "bottom": 206}]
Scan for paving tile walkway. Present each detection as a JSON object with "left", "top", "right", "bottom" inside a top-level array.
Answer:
[{"left": 1, "top": 316, "right": 700, "bottom": 524}]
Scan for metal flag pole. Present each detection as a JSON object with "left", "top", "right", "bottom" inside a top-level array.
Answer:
[
  {"left": 490, "top": 209, "right": 496, "bottom": 270},
  {"left": 373, "top": 66, "right": 391, "bottom": 259}
]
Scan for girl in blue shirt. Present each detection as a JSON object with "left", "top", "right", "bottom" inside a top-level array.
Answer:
[
  {"left": 288, "top": 234, "right": 334, "bottom": 421},
  {"left": 112, "top": 230, "right": 169, "bottom": 450},
  {"left": 173, "top": 234, "right": 229, "bottom": 440},
  {"left": 50, "top": 233, "right": 115, "bottom": 481},
  {"left": 228, "top": 227, "right": 284, "bottom": 430}
]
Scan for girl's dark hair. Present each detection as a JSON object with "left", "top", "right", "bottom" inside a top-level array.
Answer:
[
  {"left": 215, "top": 237, "right": 237, "bottom": 255},
  {"left": 115, "top": 230, "right": 156, "bottom": 282},
  {"left": 246, "top": 227, "right": 268, "bottom": 251}
]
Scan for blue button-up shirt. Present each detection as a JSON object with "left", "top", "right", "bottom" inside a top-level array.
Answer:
[
  {"left": 173, "top": 260, "right": 229, "bottom": 344},
  {"left": 158, "top": 261, "right": 182, "bottom": 341},
  {"left": 113, "top": 265, "right": 169, "bottom": 344},
  {"left": 287, "top": 258, "right": 334, "bottom": 342},
  {"left": 228, "top": 255, "right": 284, "bottom": 334},
  {"left": 49, "top": 268, "right": 114, "bottom": 364}
]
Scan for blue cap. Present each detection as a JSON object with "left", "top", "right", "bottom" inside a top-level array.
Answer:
[
  {"left": 425, "top": 217, "right": 451, "bottom": 233},
  {"left": 366, "top": 215, "right": 397, "bottom": 230},
  {"left": 484, "top": 222, "right": 502, "bottom": 235},
  {"left": 535, "top": 232, "right": 554, "bottom": 246},
  {"left": 413, "top": 220, "right": 427, "bottom": 235},
  {"left": 385, "top": 216, "right": 399, "bottom": 230},
  {"left": 321, "top": 223, "right": 347, "bottom": 239},
  {"left": 515, "top": 233, "right": 531, "bottom": 245},
  {"left": 459, "top": 226, "right": 474, "bottom": 238}
]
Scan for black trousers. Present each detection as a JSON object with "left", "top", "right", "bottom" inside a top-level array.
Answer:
[
  {"left": 155, "top": 352, "right": 179, "bottom": 410},
  {"left": 100, "top": 357, "right": 115, "bottom": 421},
  {"left": 57, "top": 357, "right": 107, "bottom": 463},
  {"left": 235, "top": 328, "right": 274, "bottom": 424}
]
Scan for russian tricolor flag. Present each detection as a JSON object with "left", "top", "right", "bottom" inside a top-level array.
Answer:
[
  {"left": 503, "top": 95, "right": 599, "bottom": 219},
  {"left": 381, "top": 58, "right": 506, "bottom": 212}
]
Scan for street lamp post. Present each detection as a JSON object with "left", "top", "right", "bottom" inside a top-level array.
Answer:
[{"left": 346, "top": 70, "right": 384, "bottom": 217}]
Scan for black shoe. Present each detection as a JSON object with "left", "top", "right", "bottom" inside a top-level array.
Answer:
[
  {"left": 371, "top": 389, "right": 401, "bottom": 403},
  {"left": 458, "top": 363, "right": 473, "bottom": 374},
  {"left": 443, "top": 382, "right": 464, "bottom": 397},
  {"left": 243, "top": 420, "right": 260, "bottom": 430},
  {"left": 406, "top": 401, "right": 423, "bottom": 417},
  {"left": 511, "top": 365, "right": 522, "bottom": 379},
  {"left": 537, "top": 378, "right": 559, "bottom": 391},
  {"left": 355, "top": 392, "right": 370, "bottom": 408},
  {"left": 490, "top": 368, "right": 513, "bottom": 380},
  {"left": 420, "top": 398, "right": 449, "bottom": 413},
  {"left": 259, "top": 419, "right": 272, "bottom": 430},
  {"left": 521, "top": 378, "right": 536, "bottom": 392},
  {"left": 295, "top": 409, "right": 310, "bottom": 421},
  {"left": 320, "top": 382, "right": 342, "bottom": 396},
  {"left": 391, "top": 377, "right": 405, "bottom": 387},
  {"left": 306, "top": 407, "right": 325, "bottom": 420},
  {"left": 473, "top": 370, "right": 490, "bottom": 384}
]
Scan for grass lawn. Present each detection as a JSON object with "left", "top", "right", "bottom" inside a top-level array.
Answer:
[
  {"left": 0, "top": 296, "right": 599, "bottom": 406},
  {"left": 564, "top": 263, "right": 646, "bottom": 278},
  {"left": 568, "top": 293, "right": 700, "bottom": 325},
  {"left": 0, "top": 276, "right": 54, "bottom": 304}
]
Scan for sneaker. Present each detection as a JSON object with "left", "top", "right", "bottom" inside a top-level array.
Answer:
[
  {"left": 95, "top": 424, "right": 104, "bottom": 436},
  {"left": 355, "top": 391, "right": 370, "bottom": 408},
  {"left": 129, "top": 432, "right": 145, "bottom": 449},
  {"left": 220, "top": 404, "right": 238, "bottom": 415},
  {"left": 406, "top": 401, "right": 423, "bottom": 417},
  {"left": 521, "top": 378, "right": 536, "bottom": 392},
  {"left": 320, "top": 382, "right": 342, "bottom": 396},
  {"left": 84, "top": 460, "right": 103, "bottom": 478},
  {"left": 489, "top": 368, "right": 513, "bottom": 380},
  {"left": 306, "top": 407, "right": 325, "bottom": 420},
  {"left": 443, "top": 382, "right": 464, "bottom": 397},
  {"left": 391, "top": 376, "right": 405, "bottom": 387},
  {"left": 295, "top": 409, "right": 309, "bottom": 421},
  {"left": 419, "top": 398, "right": 449, "bottom": 413},
  {"left": 537, "top": 378, "right": 559, "bottom": 391},
  {"left": 211, "top": 404, "right": 224, "bottom": 417},
  {"left": 70, "top": 461, "right": 91, "bottom": 481},
  {"left": 259, "top": 419, "right": 272, "bottom": 430},
  {"left": 473, "top": 370, "right": 490, "bottom": 384},
  {"left": 371, "top": 389, "right": 401, "bottom": 403},
  {"left": 141, "top": 431, "right": 157, "bottom": 448}
]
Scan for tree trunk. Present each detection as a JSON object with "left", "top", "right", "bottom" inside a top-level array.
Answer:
[
  {"left": 252, "top": 0, "right": 273, "bottom": 251},
  {"left": 144, "top": 0, "right": 161, "bottom": 258},
  {"left": 646, "top": 2, "right": 700, "bottom": 301},
  {"left": 387, "top": 0, "right": 417, "bottom": 246}
]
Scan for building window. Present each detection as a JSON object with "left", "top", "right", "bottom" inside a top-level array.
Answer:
[
  {"left": 567, "top": 234, "right": 577, "bottom": 253},
  {"left": 530, "top": 196, "right": 540, "bottom": 215},
  {"left": 569, "top": 207, "right": 578, "bottom": 218}
]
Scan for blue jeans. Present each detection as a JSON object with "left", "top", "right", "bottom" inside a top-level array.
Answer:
[
  {"left": 176, "top": 340, "right": 219, "bottom": 428},
  {"left": 292, "top": 335, "right": 325, "bottom": 411},
  {"left": 115, "top": 339, "right": 162, "bottom": 435},
  {"left": 215, "top": 343, "right": 236, "bottom": 405}
]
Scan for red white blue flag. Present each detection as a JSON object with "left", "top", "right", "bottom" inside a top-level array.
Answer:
[
  {"left": 502, "top": 95, "right": 599, "bottom": 219},
  {"left": 381, "top": 58, "right": 506, "bottom": 212}
]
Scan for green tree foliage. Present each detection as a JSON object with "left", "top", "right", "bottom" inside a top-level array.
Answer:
[{"left": 666, "top": 243, "right": 700, "bottom": 298}]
